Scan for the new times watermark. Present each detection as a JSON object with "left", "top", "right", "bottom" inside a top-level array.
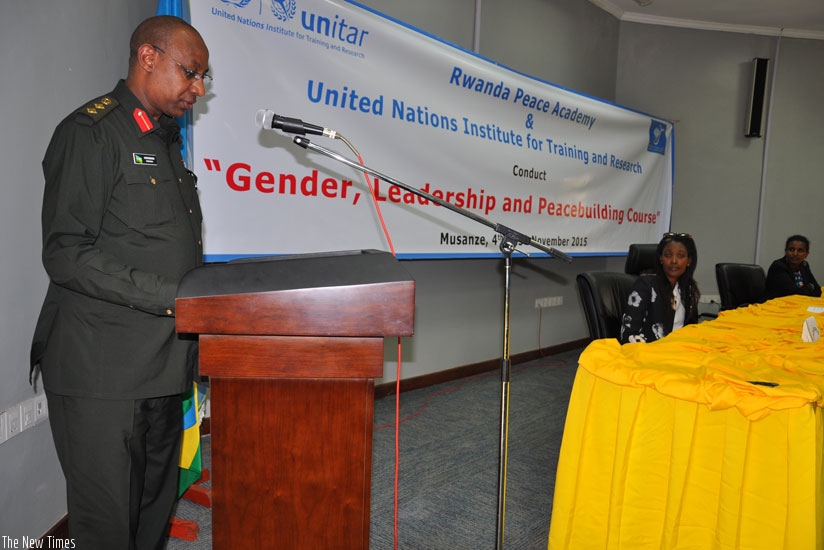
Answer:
[{"left": 1, "top": 536, "right": 75, "bottom": 549}]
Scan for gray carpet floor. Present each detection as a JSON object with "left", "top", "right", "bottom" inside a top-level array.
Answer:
[{"left": 165, "top": 347, "right": 581, "bottom": 549}]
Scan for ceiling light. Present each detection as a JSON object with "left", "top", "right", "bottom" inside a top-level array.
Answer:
[{"left": 633, "top": 0, "right": 655, "bottom": 6}]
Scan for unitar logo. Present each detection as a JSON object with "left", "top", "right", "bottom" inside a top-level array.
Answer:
[
  {"left": 300, "top": 9, "right": 371, "bottom": 47},
  {"left": 219, "top": 0, "right": 372, "bottom": 47}
]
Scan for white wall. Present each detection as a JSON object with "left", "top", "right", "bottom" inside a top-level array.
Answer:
[{"left": 759, "top": 38, "right": 824, "bottom": 264}]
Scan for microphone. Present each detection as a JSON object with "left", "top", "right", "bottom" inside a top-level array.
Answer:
[{"left": 255, "top": 109, "right": 337, "bottom": 139}]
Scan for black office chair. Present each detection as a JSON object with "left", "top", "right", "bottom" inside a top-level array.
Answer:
[
  {"left": 715, "top": 263, "right": 767, "bottom": 311},
  {"left": 576, "top": 272, "right": 638, "bottom": 340},
  {"left": 625, "top": 243, "right": 658, "bottom": 275}
]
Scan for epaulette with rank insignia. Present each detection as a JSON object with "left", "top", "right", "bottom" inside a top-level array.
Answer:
[{"left": 74, "top": 95, "right": 119, "bottom": 126}]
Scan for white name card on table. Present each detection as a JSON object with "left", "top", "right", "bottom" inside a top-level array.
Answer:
[{"left": 802, "top": 316, "right": 820, "bottom": 342}]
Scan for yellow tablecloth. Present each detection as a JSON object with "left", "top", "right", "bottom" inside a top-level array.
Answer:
[{"left": 548, "top": 295, "right": 824, "bottom": 550}]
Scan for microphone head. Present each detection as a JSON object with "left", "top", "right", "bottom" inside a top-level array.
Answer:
[{"left": 255, "top": 109, "right": 275, "bottom": 129}]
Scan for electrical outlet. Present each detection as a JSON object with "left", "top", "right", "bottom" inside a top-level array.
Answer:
[
  {"left": 700, "top": 294, "right": 721, "bottom": 304},
  {"left": 21, "top": 399, "right": 35, "bottom": 431},
  {"left": 5, "top": 405, "right": 22, "bottom": 440},
  {"left": 33, "top": 394, "right": 48, "bottom": 425},
  {"left": 535, "top": 296, "right": 564, "bottom": 308},
  {"left": 0, "top": 411, "right": 7, "bottom": 445}
]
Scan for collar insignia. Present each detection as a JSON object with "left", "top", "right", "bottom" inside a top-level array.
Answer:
[{"left": 133, "top": 108, "right": 154, "bottom": 133}]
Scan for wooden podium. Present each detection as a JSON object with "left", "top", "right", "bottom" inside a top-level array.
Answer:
[{"left": 175, "top": 250, "right": 415, "bottom": 549}]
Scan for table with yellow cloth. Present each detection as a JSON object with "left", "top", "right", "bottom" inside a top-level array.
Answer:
[{"left": 548, "top": 295, "right": 824, "bottom": 550}]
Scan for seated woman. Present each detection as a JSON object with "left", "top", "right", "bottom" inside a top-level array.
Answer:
[
  {"left": 620, "top": 233, "right": 700, "bottom": 344},
  {"left": 765, "top": 235, "right": 820, "bottom": 299}
]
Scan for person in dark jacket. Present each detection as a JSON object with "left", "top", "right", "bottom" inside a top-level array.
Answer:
[
  {"left": 620, "top": 233, "right": 701, "bottom": 344},
  {"left": 30, "top": 16, "right": 209, "bottom": 550},
  {"left": 765, "top": 235, "right": 820, "bottom": 299}
]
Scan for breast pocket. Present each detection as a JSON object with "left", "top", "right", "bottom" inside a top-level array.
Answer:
[{"left": 116, "top": 168, "right": 179, "bottom": 229}]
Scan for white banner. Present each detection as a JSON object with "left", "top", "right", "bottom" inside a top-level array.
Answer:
[{"left": 190, "top": 0, "right": 673, "bottom": 260}]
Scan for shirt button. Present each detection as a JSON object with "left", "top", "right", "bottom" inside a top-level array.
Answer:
[
  {"left": 151, "top": 177, "right": 157, "bottom": 185},
  {"left": 166, "top": 308, "right": 173, "bottom": 316},
  {"left": 189, "top": 209, "right": 193, "bottom": 214}
]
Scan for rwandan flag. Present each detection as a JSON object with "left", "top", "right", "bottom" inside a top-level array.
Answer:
[
  {"left": 155, "top": 0, "right": 202, "bottom": 497},
  {"left": 178, "top": 381, "right": 207, "bottom": 497}
]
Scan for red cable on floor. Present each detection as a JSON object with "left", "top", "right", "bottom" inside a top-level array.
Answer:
[{"left": 394, "top": 337, "right": 402, "bottom": 550}]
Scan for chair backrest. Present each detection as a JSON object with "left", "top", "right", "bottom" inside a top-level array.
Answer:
[
  {"left": 576, "top": 272, "right": 638, "bottom": 340},
  {"left": 625, "top": 243, "right": 658, "bottom": 275},
  {"left": 715, "top": 263, "right": 767, "bottom": 310}
]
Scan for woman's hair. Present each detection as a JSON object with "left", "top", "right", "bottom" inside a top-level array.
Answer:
[
  {"left": 785, "top": 234, "right": 810, "bottom": 251},
  {"left": 654, "top": 233, "right": 700, "bottom": 309}
]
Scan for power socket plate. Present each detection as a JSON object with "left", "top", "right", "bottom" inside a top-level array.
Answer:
[
  {"left": 21, "top": 399, "right": 35, "bottom": 431},
  {"left": 34, "top": 394, "right": 48, "bottom": 425},
  {"left": 535, "top": 296, "right": 564, "bottom": 308},
  {"left": 5, "top": 405, "right": 21, "bottom": 440}
]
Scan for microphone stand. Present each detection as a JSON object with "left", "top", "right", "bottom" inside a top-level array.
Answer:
[{"left": 291, "top": 135, "right": 571, "bottom": 550}]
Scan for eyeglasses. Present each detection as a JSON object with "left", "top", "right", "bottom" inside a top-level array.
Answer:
[
  {"left": 151, "top": 44, "right": 212, "bottom": 83},
  {"left": 663, "top": 232, "right": 693, "bottom": 239}
]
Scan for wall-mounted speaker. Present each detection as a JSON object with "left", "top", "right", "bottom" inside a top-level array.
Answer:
[{"left": 745, "top": 57, "right": 770, "bottom": 138}]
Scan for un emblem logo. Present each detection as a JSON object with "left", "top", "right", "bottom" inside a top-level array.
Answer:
[
  {"left": 271, "top": 0, "right": 297, "bottom": 21},
  {"left": 647, "top": 120, "right": 667, "bottom": 155},
  {"left": 220, "top": 0, "right": 253, "bottom": 7}
]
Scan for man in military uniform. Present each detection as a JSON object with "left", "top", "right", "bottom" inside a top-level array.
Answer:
[{"left": 30, "top": 15, "right": 209, "bottom": 549}]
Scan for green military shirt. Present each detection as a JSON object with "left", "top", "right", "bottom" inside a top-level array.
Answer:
[{"left": 32, "top": 80, "right": 203, "bottom": 399}]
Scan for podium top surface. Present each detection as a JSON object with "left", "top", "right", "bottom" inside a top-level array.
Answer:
[
  {"left": 174, "top": 250, "right": 415, "bottom": 337},
  {"left": 177, "top": 249, "right": 412, "bottom": 298}
]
